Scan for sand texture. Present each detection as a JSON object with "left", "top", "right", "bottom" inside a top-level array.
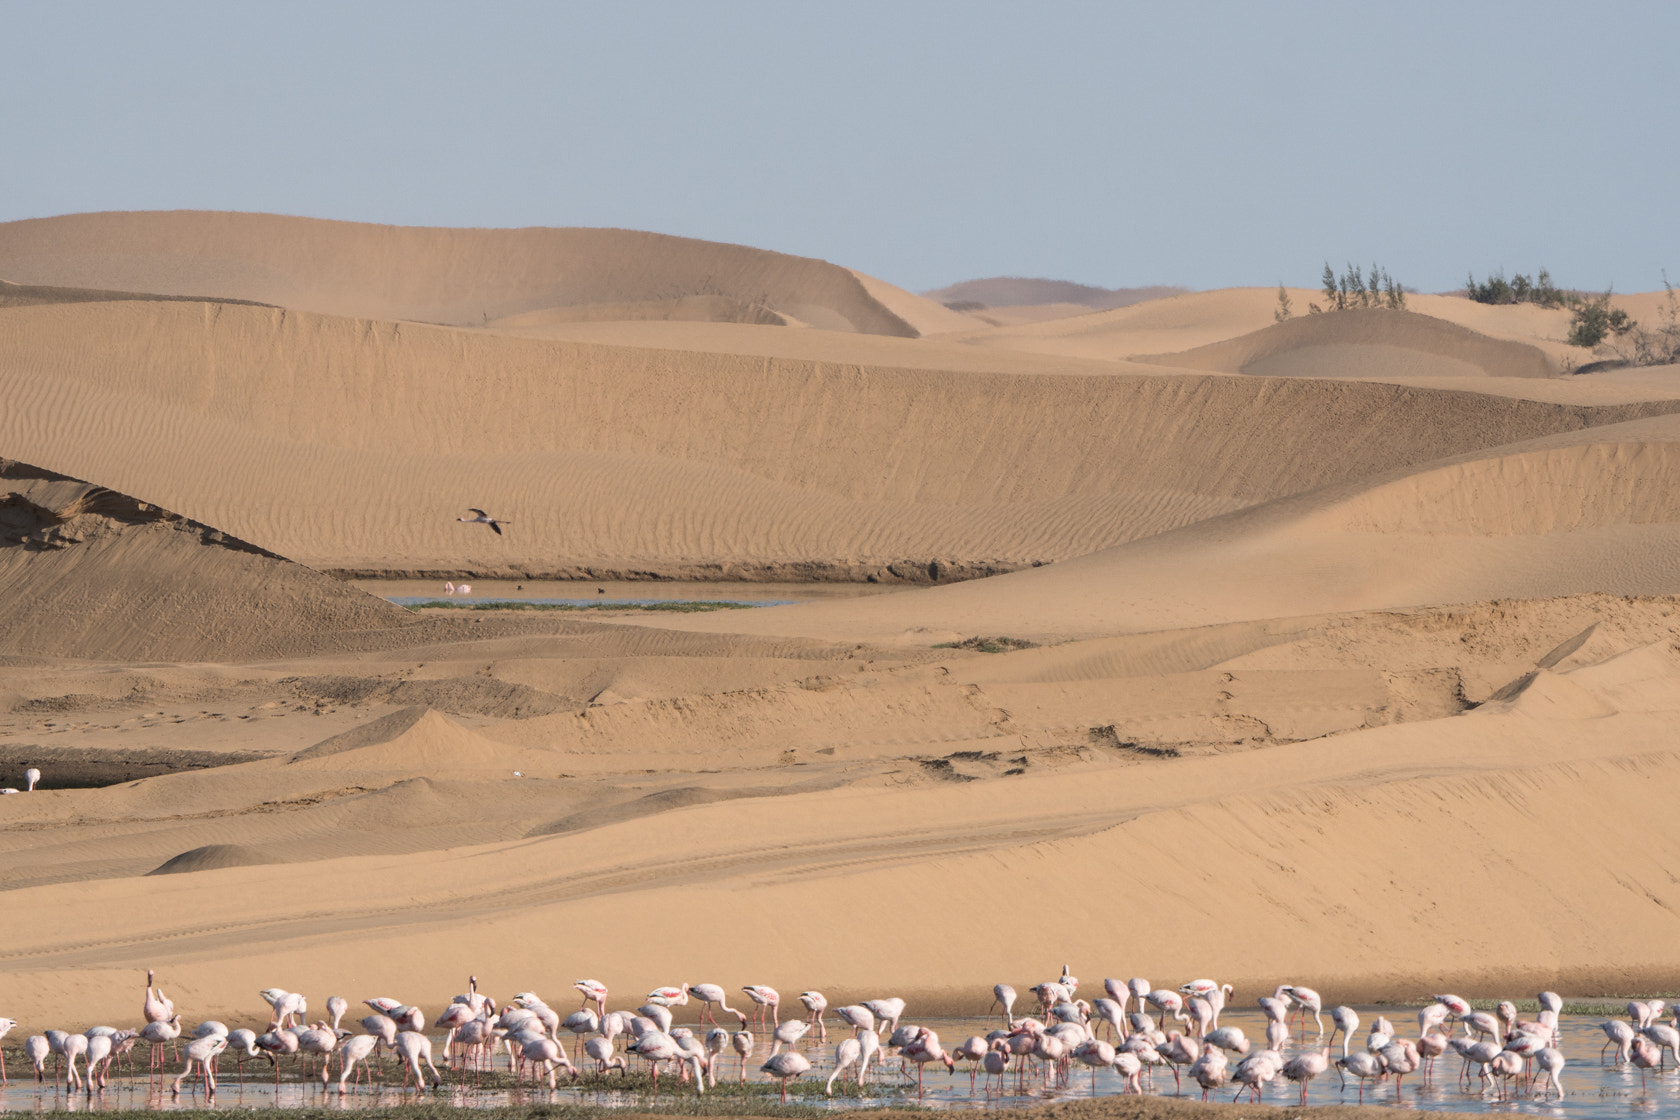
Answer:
[{"left": 3, "top": 211, "right": 1680, "bottom": 1032}]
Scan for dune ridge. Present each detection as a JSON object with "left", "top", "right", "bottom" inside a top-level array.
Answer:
[{"left": 0, "top": 211, "right": 919, "bottom": 335}]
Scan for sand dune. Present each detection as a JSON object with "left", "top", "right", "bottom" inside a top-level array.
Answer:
[
  {"left": 1140, "top": 307, "right": 1558, "bottom": 380},
  {"left": 3, "top": 298, "right": 1674, "bottom": 581},
  {"left": 0, "top": 455, "right": 413, "bottom": 661},
  {"left": 0, "top": 211, "right": 918, "bottom": 335}
]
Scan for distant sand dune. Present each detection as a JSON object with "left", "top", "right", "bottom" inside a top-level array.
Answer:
[
  {"left": 1141, "top": 307, "right": 1558, "bottom": 380},
  {"left": 0, "top": 211, "right": 918, "bottom": 335}
]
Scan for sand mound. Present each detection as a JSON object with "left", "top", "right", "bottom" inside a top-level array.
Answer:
[
  {"left": 0, "top": 211, "right": 918, "bottom": 335},
  {"left": 147, "top": 844, "right": 282, "bottom": 876},
  {"left": 4, "top": 298, "right": 1675, "bottom": 579},
  {"left": 923, "top": 277, "right": 1188, "bottom": 310},
  {"left": 0, "top": 456, "right": 412, "bottom": 661},
  {"left": 1140, "top": 307, "right": 1557, "bottom": 380},
  {"left": 290, "top": 707, "right": 562, "bottom": 777}
]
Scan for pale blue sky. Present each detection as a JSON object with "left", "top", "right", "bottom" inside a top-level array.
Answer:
[{"left": 3, "top": 2, "right": 1675, "bottom": 293}]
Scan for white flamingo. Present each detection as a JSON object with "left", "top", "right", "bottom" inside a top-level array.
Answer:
[{"left": 456, "top": 509, "right": 510, "bottom": 535}]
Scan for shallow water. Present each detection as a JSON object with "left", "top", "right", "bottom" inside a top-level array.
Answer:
[
  {"left": 360, "top": 578, "right": 902, "bottom": 607},
  {"left": 4, "top": 1007, "right": 1677, "bottom": 1115}
]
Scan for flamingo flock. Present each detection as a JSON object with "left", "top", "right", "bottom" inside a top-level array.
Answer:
[{"left": 8, "top": 966, "right": 1676, "bottom": 1107}]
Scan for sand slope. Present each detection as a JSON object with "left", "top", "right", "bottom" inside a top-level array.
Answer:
[
  {"left": 0, "top": 456, "right": 413, "bottom": 660},
  {"left": 0, "top": 211, "right": 918, "bottom": 335},
  {"left": 3, "top": 298, "right": 1675, "bottom": 579}
]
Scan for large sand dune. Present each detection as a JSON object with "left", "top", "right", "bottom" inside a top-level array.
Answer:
[
  {"left": 2, "top": 298, "right": 1674, "bottom": 581},
  {"left": 0, "top": 211, "right": 920, "bottom": 335},
  {"left": 4, "top": 212, "right": 1680, "bottom": 1035}
]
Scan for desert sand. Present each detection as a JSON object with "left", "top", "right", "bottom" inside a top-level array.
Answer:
[{"left": 2, "top": 211, "right": 1680, "bottom": 1037}]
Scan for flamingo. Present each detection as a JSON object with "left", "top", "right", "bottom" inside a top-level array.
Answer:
[
  {"left": 646, "top": 984, "right": 689, "bottom": 1007},
  {"left": 1189, "top": 1046, "right": 1228, "bottom": 1101},
  {"left": 1112, "top": 1049, "right": 1143, "bottom": 1093},
  {"left": 1178, "top": 979, "right": 1234, "bottom": 1028},
  {"left": 139, "top": 1015, "right": 183, "bottom": 1072},
  {"left": 1092, "top": 998, "right": 1125, "bottom": 1040},
  {"left": 1282, "top": 1045, "right": 1330, "bottom": 1104},
  {"left": 990, "top": 984, "right": 1018, "bottom": 1026},
  {"left": 686, "top": 983, "right": 747, "bottom": 1026},
  {"left": 585, "top": 1037, "right": 627, "bottom": 1078},
  {"left": 335, "top": 1034, "right": 380, "bottom": 1094},
  {"left": 84, "top": 1032, "right": 114, "bottom": 1091},
  {"left": 395, "top": 1031, "right": 443, "bottom": 1092},
  {"left": 703, "top": 1029, "right": 729, "bottom": 1087},
  {"left": 1280, "top": 985, "right": 1323, "bottom": 1037},
  {"left": 953, "top": 1035, "right": 988, "bottom": 1091},
  {"left": 1643, "top": 1021, "right": 1680, "bottom": 1066},
  {"left": 1329, "top": 1005, "right": 1359, "bottom": 1057},
  {"left": 1183, "top": 996, "right": 1214, "bottom": 1039},
  {"left": 254, "top": 1028, "right": 298, "bottom": 1086},
  {"left": 1230, "top": 1050, "right": 1279, "bottom": 1102},
  {"left": 24, "top": 768, "right": 40, "bottom": 791},
  {"left": 769, "top": 1019, "right": 809, "bottom": 1054},
  {"left": 1337, "top": 1050, "right": 1383, "bottom": 1102},
  {"left": 834, "top": 1005, "right": 875, "bottom": 1035},
  {"left": 295, "top": 1021, "right": 338, "bottom": 1083},
  {"left": 1417, "top": 1001, "right": 1448, "bottom": 1037},
  {"left": 798, "top": 991, "right": 828, "bottom": 1041},
  {"left": 567, "top": 980, "right": 605, "bottom": 1014},
  {"left": 326, "top": 996, "right": 349, "bottom": 1034},
  {"left": 1632, "top": 1035, "right": 1663, "bottom": 1090},
  {"left": 1159, "top": 1031, "right": 1200, "bottom": 1093},
  {"left": 903, "top": 1027, "right": 956, "bottom": 1092},
  {"left": 1602, "top": 1019, "right": 1635, "bottom": 1063},
  {"left": 827, "top": 1037, "right": 864, "bottom": 1095},
  {"left": 863, "top": 997, "right": 905, "bottom": 1037},
  {"left": 457, "top": 509, "right": 510, "bottom": 535},
  {"left": 1383, "top": 1037, "right": 1421, "bottom": 1096},
  {"left": 760, "top": 1051, "right": 811, "bottom": 1101},
  {"left": 166, "top": 1034, "right": 223, "bottom": 1098},
  {"left": 741, "top": 985, "right": 780, "bottom": 1027},
  {"left": 143, "top": 971, "right": 172, "bottom": 1024},
  {"left": 521, "top": 1036, "right": 577, "bottom": 1088},
  {"left": 1417, "top": 1030, "right": 1449, "bottom": 1084},
  {"left": 0, "top": 1017, "right": 13, "bottom": 1083},
  {"left": 730, "top": 1030, "right": 754, "bottom": 1083},
  {"left": 1535, "top": 1046, "right": 1566, "bottom": 1100},
  {"left": 980, "top": 1042, "right": 1011, "bottom": 1094},
  {"left": 1072, "top": 1038, "right": 1115, "bottom": 1091},
  {"left": 25, "top": 1036, "right": 48, "bottom": 1082},
  {"left": 1204, "top": 1026, "right": 1249, "bottom": 1055},
  {"left": 1145, "top": 989, "right": 1186, "bottom": 1030},
  {"left": 61, "top": 1033, "right": 87, "bottom": 1091}
]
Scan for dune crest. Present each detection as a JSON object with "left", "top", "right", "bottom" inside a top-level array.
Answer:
[{"left": 0, "top": 211, "right": 919, "bottom": 335}]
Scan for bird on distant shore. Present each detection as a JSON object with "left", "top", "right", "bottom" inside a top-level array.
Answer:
[
  {"left": 456, "top": 509, "right": 510, "bottom": 535},
  {"left": 25, "top": 768, "right": 40, "bottom": 792}
]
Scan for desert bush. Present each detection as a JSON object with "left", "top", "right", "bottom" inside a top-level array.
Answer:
[
  {"left": 1274, "top": 284, "right": 1292, "bottom": 322},
  {"left": 1309, "top": 261, "right": 1405, "bottom": 314},
  {"left": 1466, "top": 267, "right": 1572, "bottom": 308},
  {"left": 1567, "top": 289, "right": 1636, "bottom": 348}
]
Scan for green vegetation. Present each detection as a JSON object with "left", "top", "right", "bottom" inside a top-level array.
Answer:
[
  {"left": 1466, "top": 267, "right": 1572, "bottom": 308},
  {"left": 1566, "top": 290, "right": 1636, "bottom": 348},
  {"left": 1308, "top": 261, "right": 1406, "bottom": 314},
  {"left": 1273, "top": 283, "right": 1292, "bottom": 322},
  {"left": 933, "top": 636, "right": 1039, "bottom": 653},
  {"left": 405, "top": 600, "right": 757, "bottom": 613}
]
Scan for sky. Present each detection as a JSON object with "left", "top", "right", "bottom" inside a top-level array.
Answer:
[{"left": 2, "top": 1, "right": 1676, "bottom": 294}]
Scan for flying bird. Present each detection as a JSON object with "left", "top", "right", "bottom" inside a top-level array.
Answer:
[{"left": 456, "top": 509, "right": 510, "bottom": 535}]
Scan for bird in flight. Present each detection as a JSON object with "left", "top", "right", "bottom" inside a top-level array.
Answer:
[{"left": 457, "top": 509, "right": 511, "bottom": 535}]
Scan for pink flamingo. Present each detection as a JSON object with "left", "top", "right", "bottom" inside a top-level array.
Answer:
[
  {"left": 742, "top": 986, "right": 780, "bottom": 1028},
  {"left": 1281, "top": 1045, "right": 1329, "bottom": 1104},
  {"left": 0, "top": 1016, "right": 14, "bottom": 1083},
  {"left": 687, "top": 983, "right": 747, "bottom": 1026},
  {"left": 143, "top": 970, "right": 173, "bottom": 1024},
  {"left": 139, "top": 1015, "right": 183, "bottom": 1072},
  {"left": 902, "top": 1027, "right": 955, "bottom": 1092},
  {"left": 990, "top": 984, "right": 1018, "bottom": 1026},
  {"left": 574, "top": 980, "right": 608, "bottom": 1014},
  {"left": 798, "top": 991, "right": 828, "bottom": 1041},
  {"left": 761, "top": 1051, "right": 811, "bottom": 1101},
  {"left": 395, "top": 1031, "right": 443, "bottom": 1092},
  {"left": 1280, "top": 985, "right": 1324, "bottom": 1037},
  {"left": 335, "top": 1034, "right": 379, "bottom": 1094},
  {"left": 1146, "top": 989, "right": 1187, "bottom": 1031},
  {"left": 730, "top": 1030, "right": 754, "bottom": 1083}
]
